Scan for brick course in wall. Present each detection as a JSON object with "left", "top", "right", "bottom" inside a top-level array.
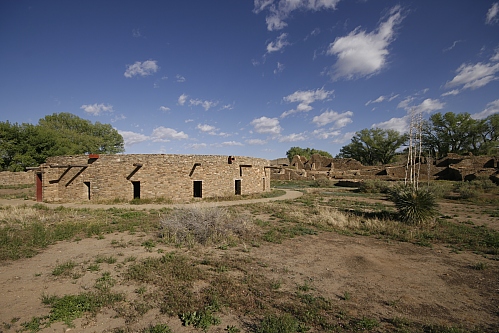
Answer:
[
  {"left": 37, "top": 154, "right": 270, "bottom": 202},
  {"left": 0, "top": 171, "right": 34, "bottom": 186}
]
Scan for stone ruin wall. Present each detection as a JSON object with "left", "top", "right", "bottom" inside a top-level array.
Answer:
[
  {"left": 271, "top": 154, "right": 499, "bottom": 183},
  {"left": 38, "top": 154, "right": 270, "bottom": 203},
  {"left": 0, "top": 170, "right": 34, "bottom": 186}
]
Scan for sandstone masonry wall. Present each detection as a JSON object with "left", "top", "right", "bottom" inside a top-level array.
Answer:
[
  {"left": 0, "top": 171, "right": 34, "bottom": 186},
  {"left": 38, "top": 154, "right": 270, "bottom": 202}
]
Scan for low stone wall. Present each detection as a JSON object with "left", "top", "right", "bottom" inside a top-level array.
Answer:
[{"left": 0, "top": 171, "right": 34, "bottom": 186}]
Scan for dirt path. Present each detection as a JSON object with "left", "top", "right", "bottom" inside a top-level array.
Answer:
[{"left": 0, "top": 190, "right": 303, "bottom": 210}]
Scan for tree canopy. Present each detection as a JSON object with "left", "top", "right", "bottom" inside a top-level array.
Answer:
[
  {"left": 422, "top": 112, "right": 499, "bottom": 158},
  {"left": 286, "top": 147, "right": 332, "bottom": 162},
  {"left": 0, "top": 113, "right": 124, "bottom": 171},
  {"left": 338, "top": 128, "right": 408, "bottom": 166}
]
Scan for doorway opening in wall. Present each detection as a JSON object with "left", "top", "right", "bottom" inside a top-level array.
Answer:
[
  {"left": 36, "top": 173, "right": 43, "bottom": 202},
  {"left": 84, "top": 182, "right": 91, "bottom": 200},
  {"left": 193, "top": 181, "right": 202, "bottom": 198},
  {"left": 132, "top": 181, "right": 140, "bottom": 199},
  {"left": 235, "top": 179, "right": 241, "bottom": 195}
]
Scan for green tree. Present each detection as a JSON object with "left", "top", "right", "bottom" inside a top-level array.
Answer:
[
  {"left": 422, "top": 112, "right": 499, "bottom": 158},
  {"left": 286, "top": 147, "right": 332, "bottom": 162},
  {"left": 0, "top": 113, "right": 124, "bottom": 171},
  {"left": 338, "top": 128, "right": 407, "bottom": 165}
]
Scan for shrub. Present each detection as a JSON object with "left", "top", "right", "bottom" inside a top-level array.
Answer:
[
  {"left": 454, "top": 182, "right": 478, "bottom": 199},
  {"left": 359, "top": 179, "right": 390, "bottom": 194},
  {"left": 159, "top": 206, "right": 253, "bottom": 246},
  {"left": 256, "top": 314, "right": 299, "bottom": 333},
  {"left": 389, "top": 186, "right": 439, "bottom": 225},
  {"left": 310, "top": 178, "right": 334, "bottom": 188}
]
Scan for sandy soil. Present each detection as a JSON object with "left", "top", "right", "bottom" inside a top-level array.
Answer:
[{"left": 1, "top": 190, "right": 498, "bottom": 332}]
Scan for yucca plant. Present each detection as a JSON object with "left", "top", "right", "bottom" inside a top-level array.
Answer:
[{"left": 389, "top": 185, "right": 439, "bottom": 225}]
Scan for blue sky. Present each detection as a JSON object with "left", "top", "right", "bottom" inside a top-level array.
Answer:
[{"left": 1, "top": 1, "right": 499, "bottom": 159}]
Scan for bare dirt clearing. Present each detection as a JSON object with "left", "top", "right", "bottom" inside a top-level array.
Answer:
[{"left": 1, "top": 187, "right": 498, "bottom": 332}]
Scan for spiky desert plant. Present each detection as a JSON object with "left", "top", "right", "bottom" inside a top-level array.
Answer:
[{"left": 389, "top": 185, "right": 439, "bottom": 225}]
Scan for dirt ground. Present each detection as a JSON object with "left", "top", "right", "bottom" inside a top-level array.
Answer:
[{"left": 0, "top": 189, "right": 498, "bottom": 332}]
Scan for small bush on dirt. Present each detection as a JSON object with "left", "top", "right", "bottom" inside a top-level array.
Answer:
[
  {"left": 359, "top": 179, "right": 390, "bottom": 194},
  {"left": 159, "top": 207, "right": 253, "bottom": 246},
  {"left": 389, "top": 186, "right": 439, "bottom": 225},
  {"left": 256, "top": 314, "right": 299, "bottom": 333},
  {"left": 310, "top": 179, "right": 335, "bottom": 188},
  {"left": 454, "top": 182, "right": 479, "bottom": 199}
]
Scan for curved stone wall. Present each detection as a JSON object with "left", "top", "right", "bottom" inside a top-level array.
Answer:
[{"left": 37, "top": 154, "right": 270, "bottom": 202}]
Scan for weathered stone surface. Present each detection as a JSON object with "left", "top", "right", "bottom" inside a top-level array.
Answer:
[
  {"left": 0, "top": 171, "right": 34, "bottom": 186},
  {"left": 35, "top": 154, "right": 270, "bottom": 202}
]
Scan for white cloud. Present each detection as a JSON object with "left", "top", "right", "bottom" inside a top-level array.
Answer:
[
  {"left": 246, "top": 138, "right": 267, "bottom": 145},
  {"left": 274, "top": 62, "right": 285, "bottom": 74},
  {"left": 312, "top": 128, "right": 340, "bottom": 139},
  {"left": 486, "top": 2, "right": 499, "bottom": 24},
  {"left": 372, "top": 116, "right": 410, "bottom": 133},
  {"left": 331, "top": 131, "right": 355, "bottom": 144},
  {"left": 472, "top": 99, "right": 499, "bottom": 119},
  {"left": 312, "top": 110, "right": 353, "bottom": 128},
  {"left": 365, "top": 95, "right": 386, "bottom": 106},
  {"left": 132, "top": 29, "right": 141, "bottom": 38},
  {"left": 412, "top": 98, "right": 445, "bottom": 114},
  {"left": 278, "top": 132, "right": 307, "bottom": 142},
  {"left": 186, "top": 143, "right": 207, "bottom": 150},
  {"left": 196, "top": 124, "right": 218, "bottom": 135},
  {"left": 80, "top": 103, "right": 114, "bottom": 115},
  {"left": 491, "top": 48, "right": 499, "bottom": 62},
  {"left": 111, "top": 114, "right": 126, "bottom": 122},
  {"left": 151, "top": 127, "right": 188, "bottom": 142},
  {"left": 159, "top": 106, "right": 170, "bottom": 112},
  {"left": 441, "top": 89, "right": 460, "bottom": 97},
  {"left": 176, "top": 74, "right": 186, "bottom": 82},
  {"left": 189, "top": 99, "right": 219, "bottom": 111},
  {"left": 124, "top": 60, "right": 159, "bottom": 78},
  {"left": 281, "top": 88, "right": 333, "bottom": 118},
  {"left": 220, "top": 103, "right": 234, "bottom": 110},
  {"left": 266, "top": 33, "right": 290, "bottom": 53},
  {"left": 254, "top": 0, "right": 340, "bottom": 31},
  {"left": 118, "top": 130, "right": 149, "bottom": 146},
  {"left": 219, "top": 141, "right": 243, "bottom": 147},
  {"left": 251, "top": 116, "right": 282, "bottom": 134},
  {"left": 445, "top": 62, "right": 499, "bottom": 90},
  {"left": 178, "top": 94, "right": 188, "bottom": 106},
  {"left": 327, "top": 5, "right": 404, "bottom": 80}
]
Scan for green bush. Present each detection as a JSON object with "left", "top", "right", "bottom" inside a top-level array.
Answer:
[
  {"left": 256, "top": 314, "right": 299, "bottom": 333},
  {"left": 389, "top": 186, "right": 439, "bottom": 225},
  {"left": 359, "top": 179, "right": 390, "bottom": 194},
  {"left": 310, "top": 178, "right": 334, "bottom": 188},
  {"left": 454, "top": 182, "right": 479, "bottom": 199}
]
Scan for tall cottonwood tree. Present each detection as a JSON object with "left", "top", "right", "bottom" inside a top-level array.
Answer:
[
  {"left": 0, "top": 113, "right": 124, "bottom": 171},
  {"left": 338, "top": 128, "right": 408, "bottom": 166}
]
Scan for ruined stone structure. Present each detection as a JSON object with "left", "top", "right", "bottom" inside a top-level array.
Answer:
[
  {"left": 33, "top": 154, "right": 270, "bottom": 203},
  {"left": 0, "top": 170, "right": 34, "bottom": 186},
  {"left": 271, "top": 153, "right": 499, "bottom": 184}
]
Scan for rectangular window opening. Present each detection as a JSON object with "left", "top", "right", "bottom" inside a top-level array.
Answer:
[
  {"left": 235, "top": 179, "right": 241, "bottom": 195},
  {"left": 193, "top": 181, "right": 202, "bottom": 198},
  {"left": 132, "top": 181, "right": 140, "bottom": 199},
  {"left": 84, "top": 182, "right": 91, "bottom": 200}
]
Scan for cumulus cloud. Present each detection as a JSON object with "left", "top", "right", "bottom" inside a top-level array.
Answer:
[
  {"left": 311, "top": 128, "right": 340, "bottom": 140},
  {"left": 196, "top": 124, "right": 220, "bottom": 135},
  {"left": 412, "top": 98, "right": 445, "bottom": 114},
  {"left": 327, "top": 5, "right": 404, "bottom": 80},
  {"left": 254, "top": 0, "right": 340, "bottom": 31},
  {"left": 445, "top": 62, "right": 499, "bottom": 91},
  {"left": 159, "top": 106, "right": 170, "bottom": 112},
  {"left": 278, "top": 132, "right": 307, "bottom": 142},
  {"left": 312, "top": 110, "right": 353, "bottom": 128},
  {"left": 189, "top": 99, "right": 219, "bottom": 111},
  {"left": 472, "top": 99, "right": 499, "bottom": 119},
  {"left": 186, "top": 143, "right": 207, "bottom": 150},
  {"left": 124, "top": 60, "right": 159, "bottom": 78},
  {"left": 178, "top": 94, "right": 188, "bottom": 106},
  {"left": 151, "top": 126, "right": 188, "bottom": 142},
  {"left": 372, "top": 116, "right": 410, "bottom": 133},
  {"left": 365, "top": 96, "right": 386, "bottom": 106},
  {"left": 331, "top": 131, "right": 355, "bottom": 144},
  {"left": 266, "top": 33, "right": 290, "bottom": 53},
  {"left": 81, "top": 103, "right": 114, "bottom": 115},
  {"left": 219, "top": 141, "right": 244, "bottom": 147},
  {"left": 176, "top": 74, "right": 186, "bottom": 82},
  {"left": 118, "top": 130, "right": 149, "bottom": 147},
  {"left": 281, "top": 88, "right": 333, "bottom": 118},
  {"left": 486, "top": 2, "right": 499, "bottom": 24},
  {"left": 441, "top": 89, "right": 460, "bottom": 97},
  {"left": 251, "top": 116, "right": 282, "bottom": 134}
]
